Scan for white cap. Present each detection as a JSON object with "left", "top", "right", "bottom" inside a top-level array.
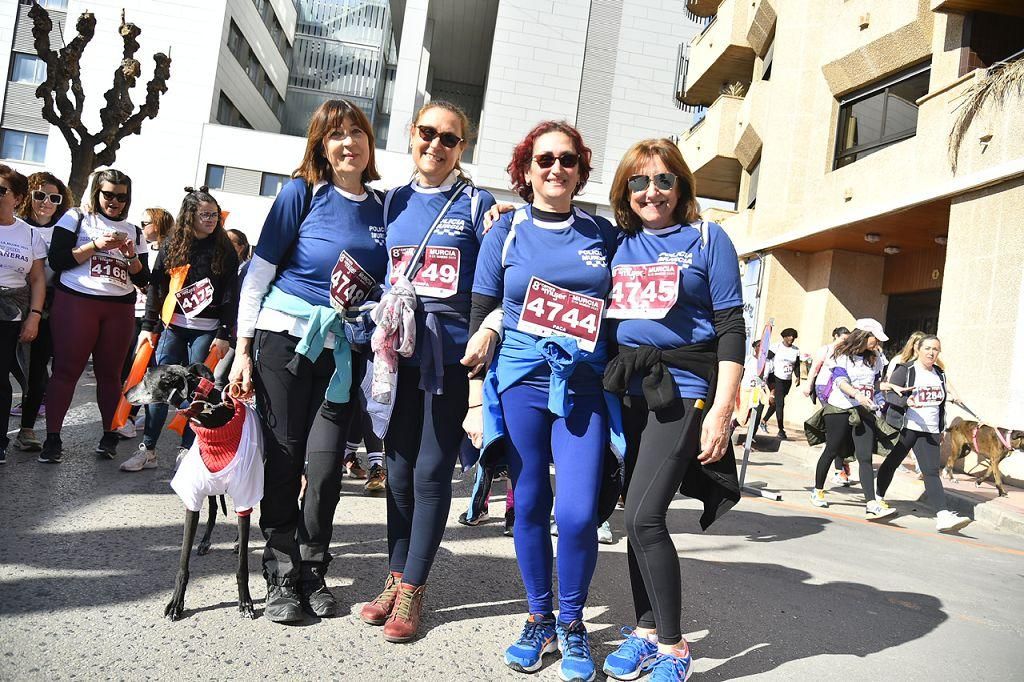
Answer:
[{"left": 854, "top": 318, "right": 888, "bottom": 342}]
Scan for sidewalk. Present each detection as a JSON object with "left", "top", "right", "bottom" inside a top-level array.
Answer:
[{"left": 736, "top": 424, "right": 1024, "bottom": 537}]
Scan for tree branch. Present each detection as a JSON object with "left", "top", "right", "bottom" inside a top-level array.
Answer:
[{"left": 29, "top": 3, "right": 95, "bottom": 147}]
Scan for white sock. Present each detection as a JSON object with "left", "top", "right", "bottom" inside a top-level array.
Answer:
[{"left": 367, "top": 451, "right": 383, "bottom": 468}]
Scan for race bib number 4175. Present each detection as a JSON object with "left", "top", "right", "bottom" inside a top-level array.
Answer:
[
  {"left": 517, "top": 277, "right": 604, "bottom": 352},
  {"left": 605, "top": 263, "right": 679, "bottom": 319}
]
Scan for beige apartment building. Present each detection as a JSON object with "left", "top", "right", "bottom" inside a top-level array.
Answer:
[{"left": 678, "top": 0, "right": 1024, "bottom": 429}]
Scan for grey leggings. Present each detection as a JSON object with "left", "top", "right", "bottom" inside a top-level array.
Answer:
[{"left": 876, "top": 429, "right": 947, "bottom": 511}]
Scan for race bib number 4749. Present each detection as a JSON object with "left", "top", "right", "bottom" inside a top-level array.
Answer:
[
  {"left": 390, "top": 245, "right": 460, "bottom": 298},
  {"left": 517, "top": 277, "right": 604, "bottom": 352},
  {"left": 605, "top": 263, "right": 679, "bottom": 320}
]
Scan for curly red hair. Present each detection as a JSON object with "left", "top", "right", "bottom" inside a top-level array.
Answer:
[{"left": 506, "top": 121, "right": 592, "bottom": 203}]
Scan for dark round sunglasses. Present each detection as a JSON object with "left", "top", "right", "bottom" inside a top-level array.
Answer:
[
  {"left": 533, "top": 152, "right": 580, "bottom": 169},
  {"left": 628, "top": 172, "right": 678, "bottom": 193},
  {"left": 100, "top": 189, "right": 129, "bottom": 203},
  {"left": 416, "top": 125, "right": 463, "bottom": 149},
  {"left": 32, "top": 190, "right": 63, "bottom": 205}
]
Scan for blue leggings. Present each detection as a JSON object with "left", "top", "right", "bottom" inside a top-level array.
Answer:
[{"left": 502, "top": 383, "right": 607, "bottom": 623}]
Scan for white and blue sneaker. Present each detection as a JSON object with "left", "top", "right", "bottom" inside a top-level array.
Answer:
[
  {"left": 556, "top": 620, "right": 596, "bottom": 681},
  {"left": 505, "top": 613, "right": 558, "bottom": 673},
  {"left": 641, "top": 647, "right": 694, "bottom": 681},
  {"left": 602, "top": 627, "right": 658, "bottom": 680}
]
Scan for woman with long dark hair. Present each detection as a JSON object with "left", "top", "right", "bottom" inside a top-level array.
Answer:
[
  {"left": 10, "top": 171, "right": 73, "bottom": 451},
  {"left": 119, "top": 189, "right": 238, "bottom": 472},
  {"left": 42, "top": 169, "right": 150, "bottom": 463},
  {"left": 229, "top": 99, "right": 387, "bottom": 623}
]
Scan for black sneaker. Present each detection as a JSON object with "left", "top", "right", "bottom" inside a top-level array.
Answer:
[
  {"left": 458, "top": 510, "right": 489, "bottom": 526},
  {"left": 504, "top": 508, "right": 515, "bottom": 537},
  {"left": 95, "top": 431, "right": 119, "bottom": 459},
  {"left": 38, "top": 435, "right": 63, "bottom": 463},
  {"left": 778, "top": 429, "right": 788, "bottom": 441},
  {"left": 265, "top": 583, "right": 303, "bottom": 623},
  {"left": 299, "top": 563, "right": 339, "bottom": 617}
]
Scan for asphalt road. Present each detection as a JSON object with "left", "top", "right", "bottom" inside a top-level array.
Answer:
[{"left": 1, "top": 376, "right": 1023, "bottom": 680}]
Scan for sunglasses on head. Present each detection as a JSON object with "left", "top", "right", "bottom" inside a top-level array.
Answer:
[
  {"left": 32, "top": 190, "right": 63, "bottom": 205},
  {"left": 627, "top": 173, "right": 678, "bottom": 193},
  {"left": 100, "top": 190, "right": 129, "bottom": 203},
  {"left": 416, "top": 125, "right": 463, "bottom": 149},
  {"left": 533, "top": 152, "right": 579, "bottom": 169}
]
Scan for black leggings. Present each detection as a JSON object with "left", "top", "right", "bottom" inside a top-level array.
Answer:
[
  {"left": 877, "top": 429, "right": 947, "bottom": 511},
  {"left": 815, "top": 409, "right": 877, "bottom": 500},
  {"left": 20, "top": 316, "right": 52, "bottom": 429},
  {"left": 385, "top": 364, "right": 468, "bottom": 586},
  {"left": 0, "top": 321, "right": 23, "bottom": 448},
  {"left": 762, "top": 377, "right": 792, "bottom": 430},
  {"left": 622, "top": 394, "right": 703, "bottom": 645},
  {"left": 253, "top": 330, "right": 352, "bottom": 583}
]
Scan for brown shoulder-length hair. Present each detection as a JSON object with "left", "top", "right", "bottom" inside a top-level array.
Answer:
[
  {"left": 293, "top": 99, "right": 380, "bottom": 185},
  {"left": 17, "top": 171, "right": 73, "bottom": 226},
  {"left": 610, "top": 139, "right": 700, "bottom": 234},
  {"left": 834, "top": 328, "right": 878, "bottom": 364},
  {"left": 143, "top": 207, "right": 175, "bottom": 245},
  {"left": 85, "top": 168, "right": 132, "bottom": 221},
  {"left": 164, "top": 187, "right": 235, "bottom": 276}
]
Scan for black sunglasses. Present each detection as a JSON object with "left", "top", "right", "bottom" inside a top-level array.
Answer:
[
  {"left": 32, "top": 190, "right": 63, "bottom": 205},
  {"left": 100, "top": 189, "right": 129, "bottom": 203},
  {"left": 534, "top": 152, "right": 579, "bottom": 169},
  {"left": 627, "top": 173, "right": 678, "bottom": 193},
  {"left": 416, "top": 125, "right": 463, "bottom": 149}
]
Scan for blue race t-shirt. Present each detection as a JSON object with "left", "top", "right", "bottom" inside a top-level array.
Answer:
[
  {"left": 255, "top": 178, "right": 387, "bottom": 307},
  {"left": 383, "top": 177, "right": 496, "bottom": 365},
  {"left": 612, "top": 221, "right": 742, "bottom": 399},
  {"left": 474, "top": 205, "right": 615, "bottom": 391}
]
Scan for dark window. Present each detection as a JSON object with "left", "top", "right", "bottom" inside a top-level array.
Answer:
[
  {"left": 205, "top": 164, "right": 225, "bottom": 190},
  {"left": 260, "top": 172, "right": 289, "bottom": 197},
  {"left": 746, "top": 160, "right": 760, "bottom": 209},
  {"left": 11, "top": 53, "right": 46, "bottom": 84},
  {"left": 834, "top": 62, "right": 930, "bottom": 170},
  {"left": 960, "top": 12, "right": 1024, "bottom": 76},
  {"left": 217, "top": 92, "right": 252, "bottom": 129},
  {"left": 1, "top": 129, "right": 47, "bottom": 163},
  {"left": 761, "top": 40, "right": 774, "bottom": 81}
]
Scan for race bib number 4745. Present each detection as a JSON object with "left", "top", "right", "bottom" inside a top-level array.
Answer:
[
  {"left": 605, "top": 263, "right": 679, "bottom": 319},
  {"left": 517, "top": 277, "right": 604, "bottom": 352},
  {"left": 389, "top": 245, "right": 460, "bottom": 298}
]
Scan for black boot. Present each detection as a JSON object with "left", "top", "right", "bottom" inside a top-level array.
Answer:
[
  {"left": 38, "top": 434, "right": 63, "bottom": 464},
  {"left": 299, "top": 560, "right": 339, "bottom": 617},
  {"left": 95, "top": 431, "right": 119, "bottom": 459},
  {"left": 264, "top": 580, "right": 303, "bottom": 623}
]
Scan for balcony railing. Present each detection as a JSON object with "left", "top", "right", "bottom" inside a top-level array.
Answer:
[
  {"left": 931, "top": 0, "right": 1024, "bottom": 18},
  {"left": 679, "top": 94, "right": 743, "bottom": 202},
  {"left": 680, "top": 0, "right": 756, "bottom": 107},
  {"left": 686, "top": 0, "right": 722, "bottom": 19}
]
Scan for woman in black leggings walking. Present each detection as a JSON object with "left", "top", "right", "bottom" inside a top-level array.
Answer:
[
  {"left": 762, "top": 327, "right": 799, "bottom": 439},
  {"left": 876, "top": 335, "right": 970, "bottom": 533}
]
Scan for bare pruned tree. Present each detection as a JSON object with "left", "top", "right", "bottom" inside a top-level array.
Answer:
[{"left": 29, "top": 3, "right": 171, "bottom": 200}]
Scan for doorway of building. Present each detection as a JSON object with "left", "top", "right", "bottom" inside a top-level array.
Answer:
[{"left": 883, "top": 290, "right": 941, "bottom": 359}]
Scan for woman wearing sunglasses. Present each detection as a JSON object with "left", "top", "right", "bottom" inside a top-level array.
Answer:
[
  {"left": 9, "top": 172, "right": 73, "bottom": 451},
  {"left": 600, "top": 139, "right": 743, "bottom": 681},
  {"left": 229, "top": 99, "right": 388, "bottom": 624},
  {"left": 0, "top": 166, "right": 47, "bottom": 465},
  {"left": 118, "top": 188, "right": 239, "bottom": 472},
  {"left": 42, "top": 169, "right": 150, "bottom": 464},
  {"left": 357, "top": 100, "right": 496, "bottom": 643},
  {"left": 467, "top": 120, "right": 617, "bottom": 681}
]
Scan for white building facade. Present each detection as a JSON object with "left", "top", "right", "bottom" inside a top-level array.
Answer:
[{"left": 1, "top": 0, "right": 703, "bottom": 243}]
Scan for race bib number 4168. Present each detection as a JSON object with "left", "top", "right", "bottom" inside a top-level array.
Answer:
[
  {"left": 605, "top": 263, "right": 679, "bottom": 320},
  {"left": 390, "top": 245, "right": 460, "bottom": 298},
  {"left": 517, "top": 277, "right": 604, "bottom": 352},
  {"left": 89, "top": 253, "right": 129, "bottom": 288}
]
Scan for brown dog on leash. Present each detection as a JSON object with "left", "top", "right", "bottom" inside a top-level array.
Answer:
[{"left": 943, "top": 416, "right": 1024, "bottom": 497}]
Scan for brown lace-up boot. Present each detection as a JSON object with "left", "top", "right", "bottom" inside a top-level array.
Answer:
[
  {"left": 360, "top": 571, "right": 402, "bottom": 625},
  {"left": 382, "top": 583, "right": 426, "bottom": 643}
]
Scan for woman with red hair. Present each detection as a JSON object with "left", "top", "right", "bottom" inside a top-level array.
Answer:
[{"left": 468, "top": 120, "right": 617, "bottom": 681}]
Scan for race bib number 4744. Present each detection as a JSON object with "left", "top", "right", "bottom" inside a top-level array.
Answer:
[
  {"left": 605, "top": 263, "right": 679, "bottom": 319},
  {"left": 389, "top": 245, "right": 460, "bottom": 298},
  {"left": 517, "top": 277, "right": 604, "bottom": 352}
]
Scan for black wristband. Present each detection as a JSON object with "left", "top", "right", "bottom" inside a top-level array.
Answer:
[{"left": 29, "top": 309, "right": 42, "bottom": 316}]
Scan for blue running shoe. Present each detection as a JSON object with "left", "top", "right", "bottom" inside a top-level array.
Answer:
[
  {"left": 603, "top": 627, "right": 658, "bottom": 680},
  {"left": 641, "top": 648, "right": 694, "bottom": 682},
  {"left": 505, "top": 614, "right": 558, "bottom": 673},
  {"left": 556, "top": 620, "right": 596, "bottom": 682}
]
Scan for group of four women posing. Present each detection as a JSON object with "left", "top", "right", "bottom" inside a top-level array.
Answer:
[{"left": 226, "top": 97, "right": 742, "bottom": 682}]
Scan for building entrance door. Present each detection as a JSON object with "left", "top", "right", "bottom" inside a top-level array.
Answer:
[{"left": 883, "top": 290, "right": 941, "bottom": 359}]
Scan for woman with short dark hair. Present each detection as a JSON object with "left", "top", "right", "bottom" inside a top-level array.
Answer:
[
  {"left": 43, "top": 169, "right": 149, "bottom": 464},
  {"left": 762, "top": 326, "right": 800, "bottom": 439}
]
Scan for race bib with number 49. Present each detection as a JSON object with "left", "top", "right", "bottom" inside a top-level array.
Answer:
[
  {"left": 605, "top": 263, "right": 679, "bottom": 320},
  {"left": 517, "top": 277, "right": 604, "bottom": 352},
  {"left": 174, "top": 277, "right": 214, "bottom": 319},
  {"left": 90, "top": 253, "right": 129, "bottom": 288},
  {"left": 330, "top": 251, "right": 377, "bottom": 312},
  {"left": 389, "top": 245, "right": 460, "bottom": 298}
]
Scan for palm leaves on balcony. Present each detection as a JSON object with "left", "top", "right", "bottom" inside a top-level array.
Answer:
[{"left": 949, "top": 54, "right": 1024, "bottom": 173}]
